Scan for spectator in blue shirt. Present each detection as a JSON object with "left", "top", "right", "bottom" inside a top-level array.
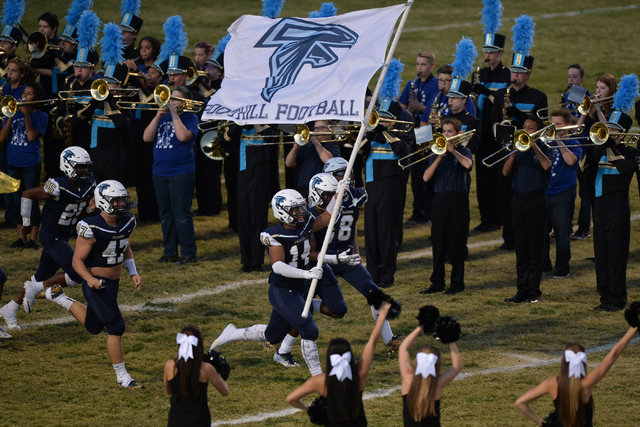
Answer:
[
  {"left": 0, "top": 82, "right": 48, "bottom": 248},
  {"left": 143, "top": 86, "right": 199, "bottom": 265}
]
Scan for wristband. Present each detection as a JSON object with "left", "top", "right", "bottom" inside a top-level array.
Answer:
[
  {"left": 20, "top": 197, "right": 32, "bottom": 227},
  {"left": 123, "top": 258, "right": 138, "bottom": 276}
]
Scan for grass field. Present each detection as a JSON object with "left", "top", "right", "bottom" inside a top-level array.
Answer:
[{"left": 2, "top": 0, "right": 640, "bottom": 426}]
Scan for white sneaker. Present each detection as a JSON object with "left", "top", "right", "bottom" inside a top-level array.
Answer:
[
  {"left": 210, "top": 323, "right": 236, "bottom": 351},
  {"left": 273, "top": 351, "right": 300, "bottom": 367},
  {"left": 23, "top": 281, "right": 41, "bottom": 314},
  {"left": 0, "top": 306, "right": 21, "bottom": 330},
  {"left": 0, "top": 327, "right": 11, "bottom": 339}
]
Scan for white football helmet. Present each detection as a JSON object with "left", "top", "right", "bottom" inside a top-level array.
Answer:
[
  {"left": 272, "top": 189, "right": 308, "bottom": 225},
  {"left": 60, "top": 146, "right": 92, "bottom": 181},
  {"left": 322, "top": 157, "right": 348, "bottom": 180},
  {"left": 95, "top": 180, "right": 129, "bottom": 216},
  {"left": 309, "top": 173, "right": 338, "bottom": 209}
]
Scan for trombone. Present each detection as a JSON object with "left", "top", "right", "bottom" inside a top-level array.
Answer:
[
  {"left": 536, "top": 95, "right": 614, "bottom": 120},
  {"left": 186, "top": 66, "right": 209, "bottom": 86},
  {"left": 398, "top": 129, "right": 476, "bottom": 170},
  {"left": 200, "top": 121, "right": 232, "bottom": 160},
  {"left": 545, "top": 121, "right": 640, "bottom": 147},
  {"left": 58, "top": 79, "right": 139, "bottom": 103},
  {"left": 0, "top": 96, "right": 59, "bottom": 117},
  {"left": 482, "top": 124, "right": 555, "bottom": 167},
  {"left": 27, "top": 32, "right": 72, "bottom": 72},
  {"left": 364, "top": 110, "right": 414, "bottom": 132},
  {"left": 116, "top": 84, "right": 204, "bottom": 112}
]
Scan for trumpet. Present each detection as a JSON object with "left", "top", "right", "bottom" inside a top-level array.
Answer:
[
  {"left": 482, "top": 124, "right": 555, "bottom": 167},
  {"left": 0, "top": 96, "right": 59, "bottom": 117},
  {"left": 397, "top": 129, "right": 476, "bottom": 169}
]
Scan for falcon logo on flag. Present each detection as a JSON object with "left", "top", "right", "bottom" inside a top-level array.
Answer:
[{"left": 255, "top": 18, "right": 358, "bottom": 102}]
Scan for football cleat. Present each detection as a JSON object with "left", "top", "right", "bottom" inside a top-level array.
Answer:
[
  {"left": 36, "top": 284, "right": 63, "bottom": 300},
  {"left": 263, "top": 340, "right": 276, "bottom": 351},
  {"left": 123, "top": 379, "right": 144, "bottom": 389},
  {"left": 386, "top": 335, "right": 403, "bottom": 354},
  {"left": 0, "top": 327, "right": 12, "bottom": 339},
  {"left": 210, "top": 323, "right": 236, "bottom": 351},
  {"left": 0, "top": 306, "right": 21, "bottom": 330},
  {"left": 273, "top": 351, "right": 300, "bottom": 368},
  {"left": 23, "top": 281, "right": 41, "bottom": 314}
]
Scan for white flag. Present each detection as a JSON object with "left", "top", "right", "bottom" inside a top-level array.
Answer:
[{"left": 202, "top": 4, "right": 407, "bottom": 124}]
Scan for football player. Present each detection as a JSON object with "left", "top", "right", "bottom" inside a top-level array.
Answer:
[
  {"left": 45, "top": 180, "right": 143, "bottom": 388},
  {"left": 0, "top": 147, "right": 95, "bottom": 329},
  {"left": 210, "top": 189, "right": 345, "bottom": 376}
]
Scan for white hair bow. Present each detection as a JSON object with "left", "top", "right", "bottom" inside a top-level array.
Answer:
[
  {"left": 415, "top": 353, "right": 438, "bottom": 378},
  {"left": 177, "top": 333, "right": 198, "bottom": 362},
  {"left": 564, "top": 350, "right": 587, "bottom": 378},
  {"left": 329, "top": 351, "right": 352, "bottom": 382}
]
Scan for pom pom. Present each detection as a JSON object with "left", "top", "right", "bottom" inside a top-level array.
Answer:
[
  {"left": 451, "top": 37, "right": 477, "bottom": 79},
  {"left": 215, "top": 34, "right": 231, "bottom": 55},
  {"left": 203, "top": 349, "right": 230, "bottom": 380},
  {"left": 434, "top": 316, "right": 460, "bottom": 344},
  {"left": 511, "top": 15, "right": 535, "bottom": 56},
  {"left": 416, "top": 305, "right": 440, "bottom": 333},
  {"left": 66, "top": 0, "right": 93, "bottom": 27},
  {"left": 159, "top": 15, "right": 188, "bottom": 59},
  {"left": 481, "top": 0, "right": 503, "bottom": 34},
  {"left": 309, "top": 3, "right": 337, "bottom": 18},
  {"left": 100, "top": 23, "right": 124, "bottom": 65},
  {"left": 1, "top": 0, "right": 25, "bottom": 26},
  {"left": 120, "top": 0, "right": 140, "bottom": 17},
  {"left": 77, "top": 10, "right": 101, "bottom": 50},
  {"left": 624, "top": 301, "right": 640, "bottom": 328},
  {"left": 379, "top": 58, "right": 404, "bottom": 101},
  {"left": 262, "top": 0, "right": 285, "bottom": 19},
  {"left": 612, "top": 74, "right": 639, "bottom": 113},
  {"left": 307, "top": 396, "right": 328, "bottom": 425},
  {"left": 366, "top": 288, "right": 401, "bottom": 320}
]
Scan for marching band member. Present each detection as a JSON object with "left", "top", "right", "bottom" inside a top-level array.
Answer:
[
  {"left": 119, "top": 0, "right": 144, "bottom": 69},
  {"left": 135, "top": 35, "right": 160, "bottom": 75},
  {"left": 1, "top": 57, "right": 27, "bottom": 99},
  {"left": 0, "top": 0, "right": 28, "bottom": 66},
  {"left": 420, "top": 118, "right": 473, "bottom": 295},
  {"left": 419, "top": 65, "right": 477, "bottom": 129},
  {"left": 473, "top": 0, "right": 511, "bottom": 233},
  {"left": 563, "top": 64, "right": 588, "bottom": 123},
  {"left": 193, "top": 41, "right": 213, "bottom": 70},
  {"left": 502, "top": 116, "right": 551, "bottom": 304},
  {"left": 53, "top": 0, "right": 92, "bottom": 95},
  {"left": 399, "top": 50, "right": 438, "bottom": 225},
  {"left": 0, "top": 147, "right": 94, "bottom": 328},
  {"left": 581, "top": 75, "right": 640, "bottom": 312},
  {"left": 542, "top": 109, "right": 582, "bottom": 279}
]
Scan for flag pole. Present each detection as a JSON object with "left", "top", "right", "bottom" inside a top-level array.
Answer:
[{"left": 302, "top": 0, "right": 415, "bottom": 318}]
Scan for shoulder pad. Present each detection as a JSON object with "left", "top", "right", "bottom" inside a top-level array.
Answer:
[
  {"left": 43, "top": 178, "right": 61, "bottom": 199},
  {"left": 260, "top": 231, "right": 281, "bottom": 247},
  {"left": 76, "top": 220, "right": 94, "bottom": 239}
]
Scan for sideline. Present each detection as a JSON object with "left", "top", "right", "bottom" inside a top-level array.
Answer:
[
  {"left": 402, "top": 4, "right": 637, "bottom": 33},
  {"left": 211, "top": 337, "right": 639, "bottom": 425}
]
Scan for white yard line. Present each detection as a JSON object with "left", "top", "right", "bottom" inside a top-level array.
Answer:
[
  {"left": 402, "top": 4, "right": 637, "bottom": 33},
  {"left": 211, "top": 337, "right": 639, "bottom": 426}
]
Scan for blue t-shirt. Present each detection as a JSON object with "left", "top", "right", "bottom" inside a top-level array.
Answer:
[
  {"left": 2, "top": 83, "right": 24, "bottom": 99},
  {"left": 152, "top": 112, "right": 199, "bottom": 177},
  {"left": 546, "top": 139, "right": 582, "bottom": 195},
  {"left": 295, "top": 141, "right": 341, "bottom": 190},
  {"left": 6, "top": 110, "right": 48, "bottom": 167}
]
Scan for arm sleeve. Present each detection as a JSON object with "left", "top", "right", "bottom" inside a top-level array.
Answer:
[{"left": 272, "top": 260, "right": 309, "bottom": 279}]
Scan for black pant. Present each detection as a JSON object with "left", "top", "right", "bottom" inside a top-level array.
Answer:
[
  {"left": 194, "top": 145, "right": 222, "bottom": 215},
  {"left": 223, "top": 155, "right": 238, "bottom": 230},
  {"left": 512, "top": 191, "right": 546, "bottom": 298},
  {"left": 475, "top": 150, "right": 502, "bottom": 226},
  {"left": 500, "top": 173, "right": 514, "bottom": 245},
  {"left": 409, "top": 161, "right": 429, "bottom": 221},
  {"left": 237, "top": 162, "right": 270, "bottom": 268},
  {"left": 593, "top": 194, "right": 629, "bottom": 308},
  {"left": 576, "top": 170, "right": 592, "bottom": 232},
  {"left": 430, "top": 192, "right": 469, "bottom": 289},
  {"left": 365, "top": 174, "right": 403, "bottom": 285}
]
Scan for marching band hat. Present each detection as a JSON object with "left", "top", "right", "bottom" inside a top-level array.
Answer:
[
  {"left": 483, "top": 32, "right": 505, "bottom": 52},
  {"left": 120, "top": 13, "right": 143, "bottom": 33},
  {"left": 378, "top": 99, "right": 402, "bottom": 119},
  {"left": 448, "top": 78, "right": 472, "bottom": 98},
  {"left": 510, "top": 52, "right": 534, "bottom": 73},
  {"left": 103, "top": 62, "right": 129, "bottom": 85},
  {"left": 59, "top": 25, "right": 78, "bottom": 43},
  {"left": 607, "top": 110, "right": 632, "bottom": 132},
  {"left": 162, "top": 53, "right": 193, "bottom": 75},
  {"left": 74, "top": 47, "right": 99, "bottom": 67},
  {"left": 0, "top": 25, "right": 27, "bottom": 45}
]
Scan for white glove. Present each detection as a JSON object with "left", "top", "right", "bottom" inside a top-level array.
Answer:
[
  {"left": 304, "top": 266, "right": 323, "bottom": 280},
  {"left": 340, "top": 177, "right": 352, "bottom": 189},
  {"left": 338, "top": 249, "right": 361, "bottom": 266}
]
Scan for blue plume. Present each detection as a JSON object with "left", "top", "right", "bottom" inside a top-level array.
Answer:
[
  {"left": 511, "top": 15, "right": 535, "bottom": 55},
  {"left": 66, "top": 0, "right": 92, "bottom": 27},
  {"left": 379, "top": 58, "right": 404, "bottom": 100},
  {"left": 451, "top": 37, "right": 477, "bottom": 79},
  {"left": 120, "top": 0, "right": 140, "bottom": 16},
  {"left": 612, "top": 74, "right": 639, "bottom": 113},
  {"left": 215, "top": 34, "right": 231, "bottom": 54},
  {"left": 481, "top": 0, "right": 502, "bottom": 34},
  {"left": 262, "top": 0, "right": 285, "bottom": 18},
  {"left": 77, "top": 10, "right": 101, "bottom": 50},
  {"left": 309, "top": 3, "right": 337, "bottom": 18},
  {"left": 159, "top": 15, "right": 188, "bottom": 59},
  {"left": 100, "top": 23, "right": 124, "bottom": 65},
  {"left": 2, "top": 0, "right": 25, "bottom": 26}
]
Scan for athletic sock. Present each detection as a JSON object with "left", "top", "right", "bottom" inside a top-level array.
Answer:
[
  {"left": 64, "top": 273, "right": 80, "bottom": 287},
  {"left": 371, "top": 305, "right": 394, "bottom": 344},
  {"left": 312, "top": 299, "right": 322, "bottom": 314},
  {"left": 4, "top": 300, "right": 19, "bottom": 315},
  {"left": 45, "top": 288, "right": 76, "bottom": 311},
  {"left": 278, "top": 334, "right": 297, "bottom": 354},
  {"left": 301, "top": 339, "right": 322, "bottom": 376},
  {"left": 30, "top": 282, "right": 45, "bottom": 293},
  {"left": 112, "top": 362, "right": 132, "bottom": 385}
]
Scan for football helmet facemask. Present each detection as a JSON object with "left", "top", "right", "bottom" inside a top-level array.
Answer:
[
  {"left": 309, "top": 173, "right": 338, "bottom": 209},
  {"left": 60, "top": 146, "right": 93, "bottom": 181},
  {"left": 272, "top": 189, "right": 308, "bottom": 226},
  {"left": 95, "top": 180, "right": 129, "bottom": 216}
]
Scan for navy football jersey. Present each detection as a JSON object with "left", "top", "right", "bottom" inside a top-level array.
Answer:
[
  {"left": 76, "top": 212, "right": 136, "bottom": 268},
  {"left": 260, "top": 216, "right": 314, "bottom": 290},
  {"left": 310, "top": 187, "right": 367, "bottom": 254},
  {"left": 41, "top": 177, "right": 96, "bottom": 238}
]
